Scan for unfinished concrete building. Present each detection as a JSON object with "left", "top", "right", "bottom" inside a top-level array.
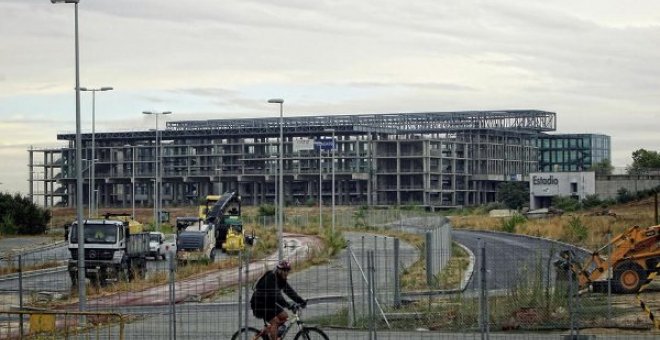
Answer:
[{"left": 27, "top": 110, "right": 556, "bottom": 209}]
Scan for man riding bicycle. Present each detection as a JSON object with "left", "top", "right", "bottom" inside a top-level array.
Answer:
[{"left": 250, "top": 260, "right": 307, "bottom": 340}]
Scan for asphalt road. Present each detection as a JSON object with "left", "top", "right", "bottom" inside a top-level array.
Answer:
[{"left": 453, "top": 230, "right": 589, "bottom": 292}]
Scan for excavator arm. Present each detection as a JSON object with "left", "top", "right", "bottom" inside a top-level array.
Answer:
[{"left": 556, "top": 225, "right": 660, "bottom": 294}]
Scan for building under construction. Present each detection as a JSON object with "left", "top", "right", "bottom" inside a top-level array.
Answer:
[{"left": 29, "top": 110, "right": 567, "bottom": 209}]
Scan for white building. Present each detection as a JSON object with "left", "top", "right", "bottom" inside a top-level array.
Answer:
[{"left": 529, "top": 172, "right": 595, "bottom": 209}]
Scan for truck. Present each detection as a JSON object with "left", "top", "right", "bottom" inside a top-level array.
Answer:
[
  {"left": 67, "top": 218, "right": 150, "bottom": 287},
  {"left": 148, "top": 231, "right": 166, "bottom": 260},
  {"left": 555, "top": 224, "right": 660, "bottom": 294},
  {"left": 175, "top": 218, "right": 217, "bottom": 264}
]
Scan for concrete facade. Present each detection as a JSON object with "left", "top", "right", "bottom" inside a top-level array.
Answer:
[
  {"left": 28, "top": 110, "right": 560, "bottom": 209},
  {"left": 595, "top": 175, "right": 660, "bottom": 200},
  {"left": 529, "top": 171, "right": 596, "bottom": 209}
]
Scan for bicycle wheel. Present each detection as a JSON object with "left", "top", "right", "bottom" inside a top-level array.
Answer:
[
  {"left": 293, "top": 326, "right": 329, "bottom": 340},
  {"left": 230, "top": 326, "right": 267, "bottom": 340}
]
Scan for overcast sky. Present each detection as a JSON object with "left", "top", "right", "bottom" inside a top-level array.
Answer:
[{"left": 1, "top": 0, "right": 659, "bottom": 196}]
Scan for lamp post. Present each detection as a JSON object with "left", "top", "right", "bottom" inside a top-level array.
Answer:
[
  {"left": 324, "top": 128, "right": 336, "bottom": 233},
  {"left": 81, "top": 86, "right": 113, "bottom": 218},
  {"left": 267, "top": 98, "right": 284, "bottom": 261},
  {"left": 124, "top": 144, "right": 138, "bottom": 219},
  {"left": 143, "top": 111, "right": 172, "bottom": 231},
  {"left": 319, "top": 146, "right": 323, "bottom": 230},
  {"left": 50, "top": 0, "right": 86, "bottom": 312}
]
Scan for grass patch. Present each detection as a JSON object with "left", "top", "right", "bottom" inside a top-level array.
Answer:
[{"left": 0, "top": 260, "right": 63, "bottom": 276}]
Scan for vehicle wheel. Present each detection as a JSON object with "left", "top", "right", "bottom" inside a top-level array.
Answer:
[
  {"left": 230, "top": 327, "right": 266, "bottom": 340},
  {"left": 294, "top": 327, "right": 329, "bottom": 340},
  {"left": 613, "top": 261, "right": 647, "bottom": 294}
]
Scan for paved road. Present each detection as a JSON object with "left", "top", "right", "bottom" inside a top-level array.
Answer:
[{"left": 453, "top": 230, "right": 590, "bottom": 292}]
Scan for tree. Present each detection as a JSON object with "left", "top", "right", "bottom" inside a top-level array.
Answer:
[
  {"left": 592, "top": 159, "right": 613, "bottom": 176},
  {"left": 0, "top": 193, "right": 50, "bottom": 235},
  {"left": 496, "top": 182, "right": 529, "bottom": 210},
  {"left": 628, "top": 149, "right": 660, "bottom": 174}
]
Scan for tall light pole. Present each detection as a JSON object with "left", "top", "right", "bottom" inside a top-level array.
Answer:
[
  {"left": 50, "top": 0, "right": 86, "bottom": 312},
  {"left": 319, "top": 145, "right": 323, "bottom": 230},
  {"left": 124, "top": 144, "right": 137, "bottom": 219},
  {"left": 267, "top": 98, "right": 284, "bottom": 261},
  {"left": 81, "top": 86, "right": 113, "bottom": 218},
  {"left": 324, "top": 128, "right": 336, "bottom": 233},
  {"left": 143, "top": 111, "right": 172, "bottom": 231}
]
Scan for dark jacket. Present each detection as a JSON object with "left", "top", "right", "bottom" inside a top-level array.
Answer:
[{"left": 250, "top": 270, "right": 305, "bottom": 320}]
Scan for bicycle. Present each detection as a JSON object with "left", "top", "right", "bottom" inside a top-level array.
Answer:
[{"left": 231, "top": 304, "right": 328, "bottom": 340}]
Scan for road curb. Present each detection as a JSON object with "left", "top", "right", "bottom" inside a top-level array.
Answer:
[
  {"left": 457, "top": 228, "right": 592, "bottom": 255},
  {"left": 455, "top": 242, "right": 475, "bottom": 292}
]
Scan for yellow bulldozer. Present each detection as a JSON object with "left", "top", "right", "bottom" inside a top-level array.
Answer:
[{"left": 556, "top": 224, "right": 660, "bottom": 294}]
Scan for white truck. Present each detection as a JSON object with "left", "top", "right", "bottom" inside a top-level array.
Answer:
[
  {"left": 148, "top": 232, "right": 166, "bottom": 260},
  {"left": 67, "top": 219, "right": 149, "bottom": 286}
]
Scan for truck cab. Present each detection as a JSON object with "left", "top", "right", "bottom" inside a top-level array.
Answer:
[{"left": 148, "top": 231, "right": 165, "bottom": 260}]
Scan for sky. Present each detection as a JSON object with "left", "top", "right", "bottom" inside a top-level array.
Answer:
[{"left": 0, "top": 0, "right": 659, "bottom": 196}]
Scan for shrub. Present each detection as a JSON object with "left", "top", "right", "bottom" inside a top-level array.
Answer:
[
  {"left": 616, "top": 188, "right": 633, "bottom": 204},
  {"left": 258, "top": 204, "right": 276, "bottom": 216},
  {"left": 552, "top": 196, "right": 581, "bottom": 212},
  {"left": 581, "top": 194, "right": 602, "bottom": 209},
  {"left": 565, "top": 216, "right": 588, "bottom": 243},
  {"left": 500, "top": 213, "right": 526, "bottom": 233}
]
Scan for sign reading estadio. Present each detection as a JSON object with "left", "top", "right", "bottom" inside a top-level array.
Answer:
[{"left": 532, "top": 175, "right": 559, "bottom": 185}]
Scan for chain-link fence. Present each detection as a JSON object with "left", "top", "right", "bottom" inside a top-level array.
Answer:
[{"left": 1, "top": 212, "right": 659, "bottom": 339}]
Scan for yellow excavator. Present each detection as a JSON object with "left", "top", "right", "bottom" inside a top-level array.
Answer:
[{"left": 556, "top": 224, "right": 660, "bottom": 294}]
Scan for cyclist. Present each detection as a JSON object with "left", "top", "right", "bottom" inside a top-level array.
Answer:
[{"left": 250, "top": 260, "right": 307, "bottom": 340}]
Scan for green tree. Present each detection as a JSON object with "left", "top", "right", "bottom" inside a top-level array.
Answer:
[
  {"left": 628, "top": 149, "right": 660, "bottom": 174},
  {"left": 495, "top": 182, "right": 529, "bottom": 210},
  {"left": 592, "top": 159, "right": 613, "bottom": 176},
  {"left": 0, "top": 193, "right": 50, "bottom": 235}
]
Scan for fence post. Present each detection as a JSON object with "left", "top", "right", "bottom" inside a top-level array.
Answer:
[
  {"left": 244, "top": 251, "right": 250, "bottom": 340},
  {"left": 426, "top": 232, "right": 433, "bottom": 287},
  {"left": 168, "top": 252, "right": 177, "bottom": 340},
  {"left": 18, "top": 255, "right": 24, "bottom": 338},
  {"left": 478, "top": 239, "right": 489, "bottom": 340},
  {"left": 361, "top": 235, "right": 366, "bottom": 316},
  {"left": 383, "top": 236, "right": 388, "bottom": 304},
  {"left": 393, "top": 238, "right": 400, "bottom": 308},
  {"left": 238, "top": 250, "right": 243, "bottom": 333},
  {"left": 568, "top": 260, "right": 575, "bottom": 337},
  {"left": 607, "top": 232, "right": 612, "bottom": 326},
  {"left": 346, "top": 242, "right": 355, "bottom": 327}
]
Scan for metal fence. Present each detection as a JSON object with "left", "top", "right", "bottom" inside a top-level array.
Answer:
[{"left": 1, "top": 212, "right": 659, "bottom": 339}]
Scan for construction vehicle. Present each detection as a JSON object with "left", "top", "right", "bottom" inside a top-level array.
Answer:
[
  {"left": 555, "top": 224, "right": 660, "bottom": 294},
  {"left": 175, "top": 218, "right": 217, "bottom": 264},
  {"left": 67, "top": 218, "right": 150, "bottom": 286},
  {"left": 202, "top": 191, "right": 250, "bottom": 252}
]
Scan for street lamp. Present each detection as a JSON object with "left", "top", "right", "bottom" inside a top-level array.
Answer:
[
  {"left": 319, "top": 145, "right": 323, "bottom": 230},
  {"left": 143, "top": 111, "right": 172, "bottom": 232},
  {"left": 50, "top": 0, "right": 86, "bottom": 312},
  {"left": 124, "top": 144, "right": 139, "bottom": 219},
  {"left": 81, "top": 86, "right": 113, "bottom": 218},
  {"left": 324, "top": 128, "right": 336, "bottom": 233},
  {"left": 267, "top": 98, "right": 284, "bottom": 261}
]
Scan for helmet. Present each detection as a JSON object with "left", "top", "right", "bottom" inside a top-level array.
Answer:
[{"left": 276, "top": 260, "right": 291, "bottom": 271}]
